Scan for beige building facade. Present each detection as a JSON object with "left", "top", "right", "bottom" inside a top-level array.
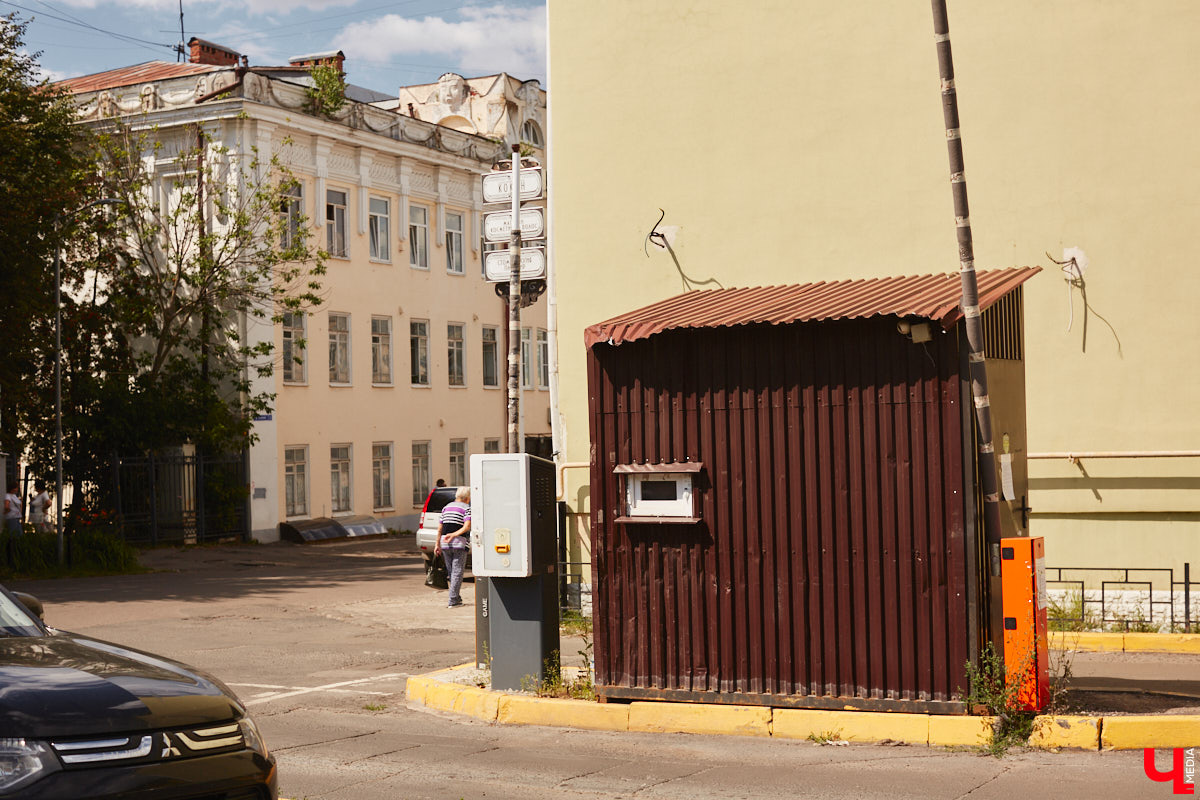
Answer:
[
  {"left": 548, "top": 2, "right": 1200, "bottom": 574},
  {"left": 65, "top": 48, "right": 551, "bottom": 540}
]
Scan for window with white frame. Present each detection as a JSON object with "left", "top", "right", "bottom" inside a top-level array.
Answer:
[
  {"left": 410, "top": 319, "right": 429, "bottom": 386},
  {"left": 521, "top": 328, "right": 533, "bottom": 389},
  {"left": 616, "top": 465, "right": 703, "bottom": 521},
  {"left": 445, "top": 211, "right": 464, "bottom": 274},
  {"left": 282, "top": 311, "right": 306, "bottom": 383},
  {"left": 449, "top": 439, "right": 467, "bottom": 486},
  {"left": 412, "top": 441, "right": 430, "bottom": 505},
  {"left": 280, "top": 182, "right": 303, "bottom": 250},
  {"left": 369, "top": 196, "right": 390, "bottom": 261},
  {"left": 330, "top": 445, "right": 352, "bottom": 513},
  {"left": 284, "top": 446, "right": 308, "bottom": 517},
  {"left": 521, "top": 120, "right": 544, "bottom": 147},
  {"left": 447, "top": 323, "right": 465, "bottom": 387},
  {"left": 326, "top": 189, "right": 347, "bottom": 258},
  {"left": 483, "top": 438, "right": 501, "bottom": 454},
  {"left": 482, "top": 326, "right": 499, "bottom": 388},
  {"left": 371, "top": 316, "right": 392, "bottom": 384},
  {"left": 409, "top": 203, "right": 429, "bottom": 268},
  {"left": 372, "top": 443, "right": 393, "bottom": 509},
  {"left": 536, "top": 328, "right": 549, "bottom": 389},
  {"left": 328, "top": 312, "right": 350, "bottom": 384}
]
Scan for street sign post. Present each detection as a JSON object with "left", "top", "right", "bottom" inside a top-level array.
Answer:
[
  {"left": 482, "top": 168, "right": 543, "bottom": 204},
  {"left": 484, "top": 208, "right": 545, "bottom": 243},
  {"left": 485, "top": 247, "right": 546, "bottom": 281}
]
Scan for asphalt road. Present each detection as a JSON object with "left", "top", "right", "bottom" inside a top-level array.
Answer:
[{"left": 9, "top": 537, "right": 1182, "bottom": 800}]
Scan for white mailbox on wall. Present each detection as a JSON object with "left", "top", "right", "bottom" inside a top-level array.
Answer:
[{"left": 470, "top": 453, "right": 556, "bottom": 578}]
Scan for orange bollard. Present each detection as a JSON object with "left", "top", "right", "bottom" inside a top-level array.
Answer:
[{"left": 1000, "top": 536, "right": 1050, "bottom": 711}]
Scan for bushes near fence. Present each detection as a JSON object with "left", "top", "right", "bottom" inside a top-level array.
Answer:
[{"left": 0, "top": 525, "right": 142, "bottom": 579}]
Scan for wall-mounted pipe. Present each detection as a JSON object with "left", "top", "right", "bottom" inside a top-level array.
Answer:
[
  {"left": 1028, "top": 451, "right": 1200, "bottom": 460},
  {"left": 557, "top": 461, "right": 588, "bottom": 501}
]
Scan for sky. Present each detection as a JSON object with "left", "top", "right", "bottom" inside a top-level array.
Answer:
[{"left": 6, "top": 0, "right": 547, "bottom": 93}]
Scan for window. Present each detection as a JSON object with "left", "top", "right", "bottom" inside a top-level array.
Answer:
[
  {"left": 521, "top": 120, "right": 543, "bottom": 147},
  {"left": 482, "top": 326, "right": 499, "bottom": 388},
  {"left": 328, "top": 312, "right": 350, "bottom": 384},
  {"left": 449, "top": 439, "right": 467, "bottom": 486},
  {"left": 521, "top": 328, "right": 533, "bottom": 389},
  {"left": 445, "top": 211, "right": 464, "bottom": 274},
  {"left": 616, "top": 465, "right": 703, "bottom": 521},
  {"left": 372, "top": 443, "right": 393, "bottom": 509},
  {"left": 284, "top": 446, "right": 308, "bottom": 517},
  {"left": 412, "top": 441, "right": 430, "bottom": 505},
  {"left": 483, "top": 438, "right": 501, "bottom": 454},
  {"left": 326, "top": 189, "right": 347, "bottom": 258},
  {"left": 371, "top": 317, "right": 392, "bottom": 384},
  {"left": 330, "top": 445, "right": 352, "bottom": 513},
  {"left": 280, "top": 182, "right": 303, "bottom": 250},
  {"left": 369, "top": 196, "right": 390, "bottom": 261},
  {"left": 536, "top": 328, "right": 549, "bottom": 389},
  {"left": 282, "top": 311, "right": 306, "bottom": 383},
  {"left": 410, "top": 320, "right": 429, "bottom": 386},
  {"left": 447, "top": 323, "right": 465, "bottom": 387},
  {"left": 409, "top": 203, "right": 429, "bottom": 268}
]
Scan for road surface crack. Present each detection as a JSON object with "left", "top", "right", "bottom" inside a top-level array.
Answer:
[{"left": 955, "top": 763, "right": 1012, "bottom": 798}]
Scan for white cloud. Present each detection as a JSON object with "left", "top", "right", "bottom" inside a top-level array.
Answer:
[
  {"left": 338, "top": 4, "right": 546, "bottom": 82},
  {"left": 57, "top": 0, "right": 355, "bottom": 14}
]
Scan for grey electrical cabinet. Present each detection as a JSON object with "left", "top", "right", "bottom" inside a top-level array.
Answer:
[{"left": 470, "top": 453, "right": 558, "bottom": 690}]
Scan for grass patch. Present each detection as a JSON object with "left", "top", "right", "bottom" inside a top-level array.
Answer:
[
  {"left": 0, "top": 528, "right": 144, "bottom": 580},
  {"left": 560, "top": 608, "right": 592, "bottom": 636}
]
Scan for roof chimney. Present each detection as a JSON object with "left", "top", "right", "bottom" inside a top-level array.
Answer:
[
  {"left": 188, "top": 37, "right": 241, "bottom": 67},
  {"left": 288, "top": 50, "right": 346, "bottom": 76}
]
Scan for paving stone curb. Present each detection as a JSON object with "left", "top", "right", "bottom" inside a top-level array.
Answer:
[
  {"left": 1052, "top": 631, "right": 1200, "bottom": 653},
  {"left": 406, "top": 664, "right": 1200, "bottom": 750}
]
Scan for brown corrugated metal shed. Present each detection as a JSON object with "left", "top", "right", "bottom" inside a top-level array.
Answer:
[{"left": 585, "top": 267, "right": 1039, "bottom": 713}]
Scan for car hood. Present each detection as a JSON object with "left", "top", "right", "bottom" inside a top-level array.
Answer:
[{"left": 0, "top": 632, "right": 242, "bottom": 738}]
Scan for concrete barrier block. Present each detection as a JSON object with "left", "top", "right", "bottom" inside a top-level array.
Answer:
[
  {"left": 772, "top": 709, "right": 929, "bottom": 744},
  {"left": 422, "top": 682, "right": 499, "bottom": 722},
  {"left": 1029, "top": 715, "right": 1100, "bottom": 750},
  {"left": 1051, "top": 632, "right": 1125, "bottom": 652},
  {"left": 404, "top": 675, "right": 431, "bottom": 705},
  {"left": 928, "top": 715, "right": 995, "bottom": 747},
  {"left": 1102, "top": 715, "right": 1200, "bottom": 750},
  {"left": 1122, "top": 633, "right": 1200, "bottom": 654},
  {"left": 498, "top": 695, "right": 630, "bottom": 731},
  {"left": 628, "top": 702, "right": 771, "bottom": 737}
]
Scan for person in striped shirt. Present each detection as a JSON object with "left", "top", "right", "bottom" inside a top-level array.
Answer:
[{"left": 434, "top": 487, "right": 471, "bottom": 607}]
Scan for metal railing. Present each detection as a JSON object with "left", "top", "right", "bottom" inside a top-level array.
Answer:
[{"left": 1046, "top": 563, "right": 1195, "bottom": 633}]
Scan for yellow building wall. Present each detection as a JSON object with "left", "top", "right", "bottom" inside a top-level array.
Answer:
[{"left": 549, "top": 1, "right": 1200, "bottom": 572}]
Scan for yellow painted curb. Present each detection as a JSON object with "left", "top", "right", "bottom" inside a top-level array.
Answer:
[
  {"left": 1102, "top": 715, "right": 1200, "bottom": 750},
  {"left": 498, "top": 695, "right": 630, "bottom": 731},
  {"left": 404, "top": 674, "right": 431, "bottom": 706},
  {"left": 772, "top": 709, "right": 929, "bottom": 745},
  {"left": 1122, "top": 633, "right": 1200, "bottom": 654},
  {"left": 628, "top": 701, "right": 771, "bottom": 737},
  {"left": 421, "top": 682, "right": 500, "bottom": 722},
  {"left": 1029, "top": 716, "right": 1101, "bottom": 750},
  {"left": 928, "top": 715, "right": 994, "bottom": 747},
  {"left": 1051, "top": 631, "right": 1200, "bottom": 653}
]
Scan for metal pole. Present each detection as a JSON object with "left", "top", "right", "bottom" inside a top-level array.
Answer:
[
  {"left": 53, "top": 226, "right": 65, "bottom": 565},
  {"left": 507, "top": 144, "right": 522, "bottom": 453},
  {"left": 1186, "top": 562, "right": 1191, "bottom": 633},
  {"left": 930, "top": 1, "right": 1004, "bottom": 576}
]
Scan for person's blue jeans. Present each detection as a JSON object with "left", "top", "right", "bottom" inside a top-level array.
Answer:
[
  {"left": 4, "top": 517, "right": 20, "bottom": 535},
  {"left": 444, "top": 547, "right": 468, "bottom": 606}
]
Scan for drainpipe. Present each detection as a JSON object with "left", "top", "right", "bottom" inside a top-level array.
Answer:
[{"left": 931, "top": 1, "right": 1004, "bottom": 576}]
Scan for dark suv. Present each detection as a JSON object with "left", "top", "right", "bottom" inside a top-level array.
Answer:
[{"left": 0, "top": 585, "right": 276, "bottom": 799}]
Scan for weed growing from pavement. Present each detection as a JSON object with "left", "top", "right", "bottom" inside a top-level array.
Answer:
[
  {"left": 522, "top": 644, "right": 596, "bottom": 701},
  {"left": 1047, "top": 591, "right": 1101, "bottom": 632},
  {"left": 560, "top": 608, "right": 592, "bottom": 637},
  {"left": 807, "top": 730, "right": 845, "bottom": 746},
  {"left": 362, "top": 703, "right": 387, "bottom": 711},
  {"left": 963, "top": 642, "right": 1039, "bottom": 758}
]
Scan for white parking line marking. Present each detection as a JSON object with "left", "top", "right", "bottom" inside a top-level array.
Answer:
[{"left": 243, "top": 674, "right": 406, "bottom": 706}]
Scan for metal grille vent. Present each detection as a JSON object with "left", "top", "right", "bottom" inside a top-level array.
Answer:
[{"left": 51, "top": 722, "right": 243, "bottom": 767}]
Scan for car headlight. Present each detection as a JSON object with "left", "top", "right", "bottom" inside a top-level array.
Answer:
[
  {"left": 0, "top": 739, "right": 58, "bottom": 794},
  {"left": 237, "top": 716, "right": 269, "bottom": 759}
]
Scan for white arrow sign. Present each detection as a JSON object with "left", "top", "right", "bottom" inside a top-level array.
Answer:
[
  {"left": 484, "top": 208, "right": 545, "bottom": 243},
  {"left": 484, "top": 247, "right": 546, "bottom": 282},
  {"left": 482, "top": 168, "right": 543, "bottom": 204}
]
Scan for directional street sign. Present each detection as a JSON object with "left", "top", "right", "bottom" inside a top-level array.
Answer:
[
  {"left": 482, "top": 168, "right": 543, "bottom": 204},
  {"left": 484, "top": 247, "right": 546, "bottom": 282},
  {"left": 484, "top": 208, "right": 545, "bottom": 243}
]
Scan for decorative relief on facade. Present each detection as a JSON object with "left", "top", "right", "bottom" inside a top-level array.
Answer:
[
  {"left": 139, "top": 84, "right": 159, "bottom": 112},
  {"left": 328, "top": 150, "right": 357, "bottom": 177},
  {"left": 447, "top": 176, "right": 471, "bottom": 202},
  {"left": 369, "top": 159, "right": 397, "bottom": 184},
  {"left": 409, "top": 166, "right": 436, "bottom": 194},
  {"left": 274, "top": 137, "right": 314, "bottom": 167}
]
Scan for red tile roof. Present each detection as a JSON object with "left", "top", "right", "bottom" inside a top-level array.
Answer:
[
  {"left": 57, "top": 61, "right": 218, "bottom": 94},
  {"left": 584, "top": 266, "right": 1042, "bottom": 347}
]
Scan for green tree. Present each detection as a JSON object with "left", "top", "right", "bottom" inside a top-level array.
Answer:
[
  {"left": 303, "top": 63, "right": 346, "bottom": 120},
  {"left": 0, "top": 14, "right": 94, "bottom": 465}
]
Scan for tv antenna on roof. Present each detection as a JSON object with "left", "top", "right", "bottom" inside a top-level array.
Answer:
[{"left": 175, "top": 0, "right": 185, "bottom": 62}]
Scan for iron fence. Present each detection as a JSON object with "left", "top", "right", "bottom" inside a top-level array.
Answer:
[
  {"left": 1046, "top": 563, "right": 1196, "bottom": 633},
  {"left": 111, "top": 452, "right": 249, "bottom": 545}
]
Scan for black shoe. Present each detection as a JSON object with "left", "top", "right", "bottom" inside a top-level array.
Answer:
[{"left": 448, "top": 600, "right": 463, "bottom": 607}]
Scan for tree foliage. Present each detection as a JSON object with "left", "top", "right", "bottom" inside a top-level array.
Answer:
[
  {"left": 302, "top": 63, "right": 346, "bottom": 120},
  {"left": 0, "top": 14, "right": 94, "bottom": 462}
]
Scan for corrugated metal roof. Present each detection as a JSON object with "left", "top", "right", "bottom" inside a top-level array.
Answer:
[
  {"left": 58, "top": 62, "right": 218, "bottom": 94},
  {"left": 584, "top": 266, "right": 1041, "bottom": 347}
]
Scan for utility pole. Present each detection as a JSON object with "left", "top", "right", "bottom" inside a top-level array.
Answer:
[
  {"left": 930, "top": 0, "right": 1004, "bottom": 576},
  {"left": 507, "top": 144, "right": 522, "bottom": 454}
]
